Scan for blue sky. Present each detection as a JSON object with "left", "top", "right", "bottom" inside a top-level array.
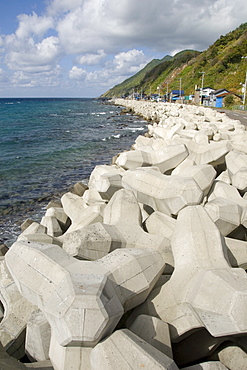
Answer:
[{"left": 0, "top": 0, "right": 246, "bottom": 98}]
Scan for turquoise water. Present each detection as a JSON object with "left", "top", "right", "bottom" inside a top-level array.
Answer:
[{"left": 0, "top": 98, "right": 147, "bottom": 245}]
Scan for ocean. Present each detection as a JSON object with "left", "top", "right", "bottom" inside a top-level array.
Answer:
[{"left": 0, "top": 98, "right": 147, "bottom": 247}]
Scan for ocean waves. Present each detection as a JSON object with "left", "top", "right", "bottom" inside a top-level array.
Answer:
[{"left": 0, "top": 98, "right": 147, "bottom": 246}]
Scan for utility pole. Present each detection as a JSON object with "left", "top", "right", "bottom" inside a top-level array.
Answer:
[
  {"left": 242, "top": 57, "right": 247, "bottom": 107},
  {"left": 243, "top": 71, "right": 247, "bottom": 106},
  {"left": 179, "top": 78, "right": 182, "bottom": 101},
  {"left": 157, "top": 86, "right": 160, "bottom": 100},
  {"left": 199, "top": 71, "right": 205, "bottom": 104}
]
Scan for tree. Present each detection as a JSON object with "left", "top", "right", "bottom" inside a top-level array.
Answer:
[{"left": 224, "top": 95, "right": 234, "bottom": 107}]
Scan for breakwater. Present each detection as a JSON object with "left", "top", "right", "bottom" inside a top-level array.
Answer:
[{"left": 1, "top": 99, "right": 247, "bottom": 369}]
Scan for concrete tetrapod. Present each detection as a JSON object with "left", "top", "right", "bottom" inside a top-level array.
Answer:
[
  {"left": 82, "top": 188, "right": 106, "bottom": 206},
  {"left": 215, "top": 344, "right": 247, "bottom": 369},
  {"left": 17, "top": 222, "right": 47, "bottom": 240},
  {"left": 204, "top": 197, "right": 242, "bottom": 236},
  {"left": 208, "top": 180, "right": 247, "bottom": 208},
  {"left": 225, "top": 237, "right": 247, "bottom": 269},
  {"left": 17, "top": 221, "right": 62, "bottom": 246},
  {"left": 45, "top": 207, "right": 70, "bottom": 232},
  {"left": 144, "top": 211, "right": 176, "bottom": 242},
  {"left": 130, "top": 205, "right": 247, "bottom": 342},
  {"left": 171, "top": 164, "right": 217, "bottom": 196},
  {"left": 128, "top": 314, "right": 173, "bottom": 359},
  {"left": 186, "top": 140, "right": 230, "bottom": 166},
  {"left": 62, "top": 189, "right": 171, "bottom": 264},
  {"left": 5, "top": 241, "right": 164, "bottom": 348},
  {"left": 0, "top": 259, "right": 36, "bottom": 359},
  {"left": 116, "top": 143, "right": 188, "bottom": 173},
  {"left": 122, "top": 167, "right": 203, "bottom": 216},
  {"left": 25, "top": 309, "right": 51, "bottom": 362},
  {"left": 61, "top": 192, "right": 87, "bottom": 220},
  {"left": 182, "top": 362, "right": 228, "bottom": 369},
  {"left": 88, "top": 164, "right": 123, "bottom": 199},
  {"left": 49, "top": 332, "right": 91, "bottom": 370},
  {"left": 231, "top": 167, "right": 247, "bottom": 192},
  {"left": 225, "top": 150, "right": 247, "bottom": 177},
  {"left": 24, "top": 361, "right": 54, "bottom": 369},
  {"left": 90, "top": 329, "right": 178, "bottom": 370},
  {"left": 40, "top": 216, "right": 63, "bottom": 237},
  {"left": 64, "top": 203, "right": 104, "bottom": 234},
  {"left": 144, "top": 211, "right": 176, "bottom": 272},
  {"left": 60, "top": 192, "right": 104, "bottom": 234}
]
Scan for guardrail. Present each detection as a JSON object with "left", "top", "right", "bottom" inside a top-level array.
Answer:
[{"left": 233, "top": 105, "right": 247, "bottom": 111}]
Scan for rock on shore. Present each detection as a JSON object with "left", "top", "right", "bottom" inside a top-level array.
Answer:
[{"left": 1, "top": 99, "right": 247, "bottom": 369}]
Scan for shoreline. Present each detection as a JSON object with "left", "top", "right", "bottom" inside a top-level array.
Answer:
[
  {"left": 2, "top": 99, "right": 247, "bottom": 369},
  {"left": 0, "top": 99, "right": 147, "bottom": 248}
]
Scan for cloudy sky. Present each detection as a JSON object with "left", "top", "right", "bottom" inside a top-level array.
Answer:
[{"left": 0, "top": 0, "right": 246, "bottom": 97}]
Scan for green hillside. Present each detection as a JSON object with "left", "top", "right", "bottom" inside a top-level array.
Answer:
[
  {"left": 101, "top": 55, "right": 172, "bottom": 98},
  {"left": 101, "top": 23, "right": 247, "bottom": 98}
]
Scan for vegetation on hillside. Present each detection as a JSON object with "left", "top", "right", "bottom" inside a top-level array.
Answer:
[{"left": 101, "top": 23, "right": 247, "bottom": 98}]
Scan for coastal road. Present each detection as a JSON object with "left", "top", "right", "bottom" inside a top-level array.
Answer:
[{"left": 216, "top": 108, "right": 247, "bottom": 127}]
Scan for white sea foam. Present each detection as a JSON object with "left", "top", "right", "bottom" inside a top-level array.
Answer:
[
  {"left": 126, "top": 127, "right": 145, "bottom": 132},
  {"left": 71, "top": 112, "right": 87, "bottom": 115},
  {"left": 102, "top": 133, "right": 121, "bottom": 140}
]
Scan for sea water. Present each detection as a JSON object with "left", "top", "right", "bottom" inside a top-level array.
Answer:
[{"left": 0, "top": 98, "right": 147, "bottom": 246}]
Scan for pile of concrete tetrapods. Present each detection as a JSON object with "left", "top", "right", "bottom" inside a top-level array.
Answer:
[{"left": 1, "top": 99, "right": 247, "bottom": 370}]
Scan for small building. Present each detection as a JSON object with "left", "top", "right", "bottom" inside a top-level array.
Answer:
[
  {"left": 194, "top": 89, "right": 201, "bottom": 105},
  {"left": 200, "top": 87, "right": 215, "bottom": 106},
  {"left": 212, "top": 89, "right": 230, "bottom": 108},
  {"left": 201, "top": 87, "right": 215, "bottom": 97},
  {"left": 207, "top": 89, "right": 242, "bottom": 108},
  {"left": 171, "top": 90, "right": 184, "bottom": 101}
]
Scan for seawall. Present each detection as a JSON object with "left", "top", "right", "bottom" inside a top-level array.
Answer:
[{"left": 1, "top": 99, "right": 247, "bottom": 369}]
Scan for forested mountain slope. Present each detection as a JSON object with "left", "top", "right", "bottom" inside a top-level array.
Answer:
[{"left": 101, "top": 23, "right": 247, "bottom": 98}]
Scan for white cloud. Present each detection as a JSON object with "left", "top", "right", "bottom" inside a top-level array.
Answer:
[
  {"left": 15, "top": 12, "right": 54, "bottom": 40},
  {"left": 11, "top": 71, "right": 33, "bottom": 86},
  {"left": 75, "top": 50, "right": 106, "bottom": 65},
  {"left": 46, "top": 0, "right": 83, "bottom": 15},
  {"left": 5, "top": 36, "right": 61, "bottom": 73},
  {"left": 54, "top": 0, "right": 247, "bottom": 55},
  {"left": 2, "top": 11, "right": 59, "bottom": 75},
  {"left": 0, "top": 0, "right": 247, "bottom": 96},
  {"left": 69, "top": 66, "right": 87, "bottom": 80},
  {"left": 0, "top": 68, "right": 8, "bottom": 83},
  {"left": 69, "top": 49, "right": 150, "bottom": 90},
  {"left": 113, "top": 49, "right": 148, "bottom": 73},
  {"left": 11, "top": 65, "right": 63, "bottom": 87}
]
